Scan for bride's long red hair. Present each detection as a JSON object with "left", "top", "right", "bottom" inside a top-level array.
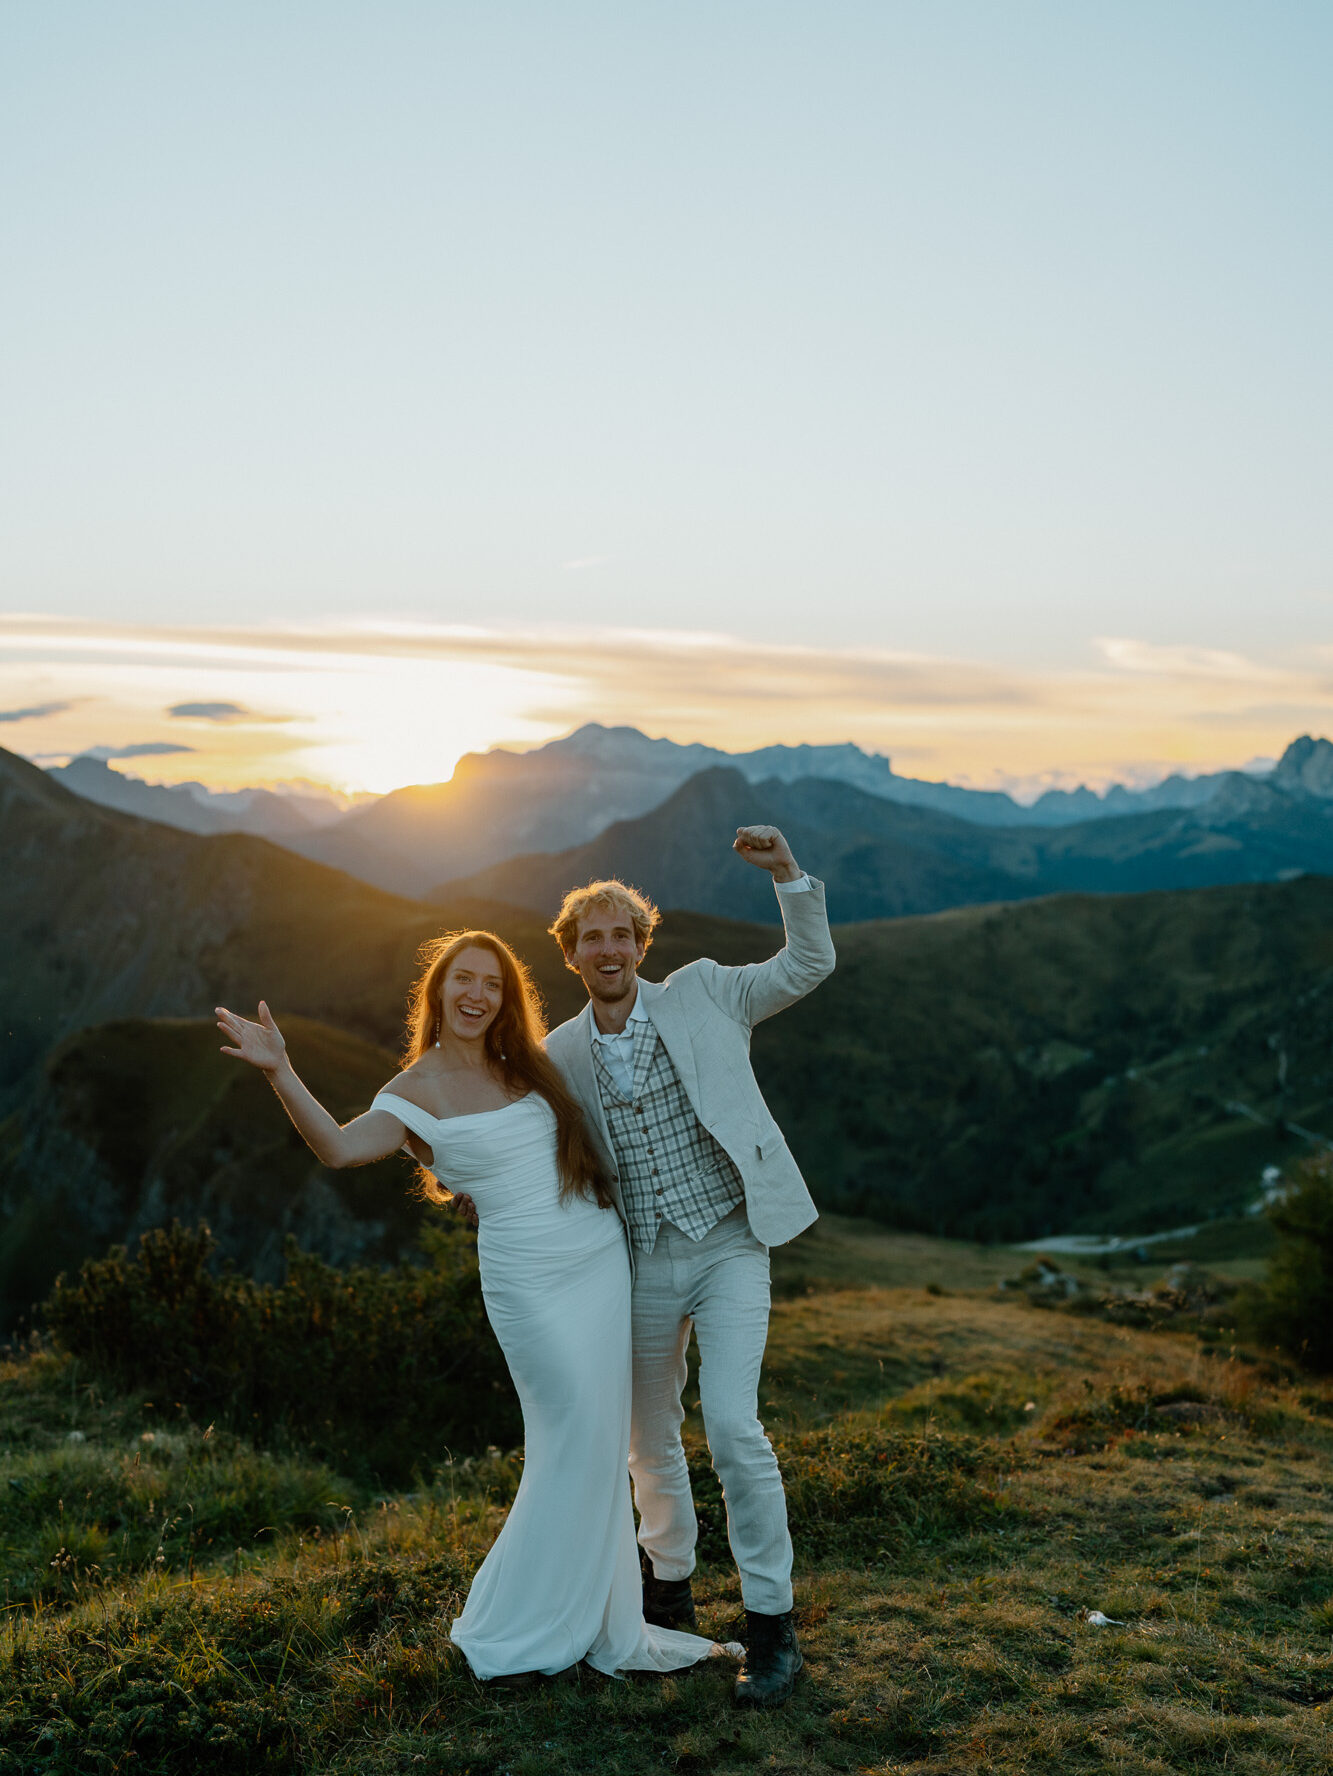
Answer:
[{"left": 403, "top": 929, "right": 611, "bottom": 1209}]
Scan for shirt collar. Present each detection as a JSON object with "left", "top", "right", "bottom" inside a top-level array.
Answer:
[{"left": 591, "top": 991, "right": 650, "bottom": 1041}]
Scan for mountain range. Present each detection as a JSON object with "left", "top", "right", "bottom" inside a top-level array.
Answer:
[
  {"left": 48, "top": 756, "right": 348, "bottom": 841},
  {"left": 4, "top": 736, "right": 1332, "bottom": 1328},
  {"left": 434, "top": 759, "right": 1333, "bottom": 925},
  {"left": 45, "top": 725, "right": 1333, "bottom": 902}
]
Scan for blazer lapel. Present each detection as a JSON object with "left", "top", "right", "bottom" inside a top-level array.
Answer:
[
  {"left": 564, "top": 1003, "right": 617, "bottom": 1152},
  {"left": 637, "top": 980, "right": 700, "bottom": 1104}
]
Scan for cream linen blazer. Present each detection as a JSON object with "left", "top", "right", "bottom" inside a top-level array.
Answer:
[{"left": 545, "top": 878, "right": 836, "bottom": 1252}]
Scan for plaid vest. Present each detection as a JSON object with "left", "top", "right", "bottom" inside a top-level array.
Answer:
[{"left": 591, "top": 1021, "right": 744, "bottom": 1253}]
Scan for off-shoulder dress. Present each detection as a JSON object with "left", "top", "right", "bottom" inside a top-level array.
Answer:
[{"left": 371, "top": 1089, "right": 727, "bottom": 1680}]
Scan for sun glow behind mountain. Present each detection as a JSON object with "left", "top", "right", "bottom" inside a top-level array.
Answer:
[
  {"left": 0, "top": 620, "right": 573, "bottom": 794},
  {"left": 286, "top": 654, "right": 569, "bottom": 794}
]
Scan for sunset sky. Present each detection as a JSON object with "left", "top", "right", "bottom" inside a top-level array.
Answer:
[{"left": 3, "top": 3, "right": 1331, "bottom": 796}]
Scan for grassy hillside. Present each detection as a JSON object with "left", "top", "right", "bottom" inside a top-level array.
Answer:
[
  {"left": 0, "top": 1017, "right": 435, "bottom": 1326},
  {"left": 755, "top": 876, "right": 1333, "bottom": 1241},
  {"left": 2, "top": 1221, "right": 1329, "bottom": 1774}
]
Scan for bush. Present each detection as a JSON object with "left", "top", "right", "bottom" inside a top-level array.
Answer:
[
  {"left": 1242, "top": 1156, "right": 1333, "bottom": 1370},
  {"left": 43, "top": 1222, "right": 519, "bottom": 1483},
  {"left": 688, "top": 1421, "right": 998, "bottom": 1564}
]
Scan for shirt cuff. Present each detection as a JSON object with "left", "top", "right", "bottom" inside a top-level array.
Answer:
[{"left": 774, "top": 873, "right": 812, "bottom": 893}]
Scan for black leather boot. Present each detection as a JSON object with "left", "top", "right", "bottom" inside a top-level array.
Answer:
[
  {"left": 640, "top": 1549, "right": 697, "bottom": 1631},
  {"left": 732, "top": 1608, "right": 803, "bottom": 1707}
]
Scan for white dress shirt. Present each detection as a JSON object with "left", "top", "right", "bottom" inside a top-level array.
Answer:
[
  {"left": 591, "top": 993, "right": 652, "bottom": 1100},
  {"left": 589, "top": 874, "right": 811, "bottom": 1100}
]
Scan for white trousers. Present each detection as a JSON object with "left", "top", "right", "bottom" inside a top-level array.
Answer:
[{"left": 629, "top": 1205, "right": 794, "bottom": 1615}]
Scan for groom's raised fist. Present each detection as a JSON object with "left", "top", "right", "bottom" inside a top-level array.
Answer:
[{"left": 733, "top": 825, "right": 801, "bottom": 882}]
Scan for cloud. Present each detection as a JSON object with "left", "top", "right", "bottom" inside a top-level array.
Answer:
[
  {"left": 0, "top": 699, "right": 74, "bottom": 722},
  {"left": 561, "top": 556, "right": 609, "bottom": 571},
  {"left": 82, "top": 741, "right": 197, "bottom": 760},
  {"left": 165, "top": 700, "right": 295, "bottom": 723},
  {"left": 4, "top": 613, "right": 1332, "bottom": 794},
  {"left": 1096, "top": 638, "right": 1291, "bottom": 683},
  {"left": 0, "top": 611, "right": 1055, "bottom": 709},
  {"left": 167, "top": 701, "right": 250, "bottom": 721}
]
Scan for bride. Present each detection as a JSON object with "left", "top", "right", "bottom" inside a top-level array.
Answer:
[{"left": 215, "top": 929, "right": 729, "bottom": 1683}]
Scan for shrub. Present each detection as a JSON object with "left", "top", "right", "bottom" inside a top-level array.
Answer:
[
  {"left": 43, "top": 1222, "right": 519, "bottom": 1483},
  {"left": 688, "top": 1421, "right": 998, "bottom": 1564},
  {"left": 1242, "top": 1156, "right": 1333, "bottom": 1370}
]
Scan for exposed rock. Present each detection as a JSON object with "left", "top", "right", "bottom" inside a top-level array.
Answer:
[
  {"left": 1001, "top": 1259, "right": 1238, "bottom": 1328},
  {"left": 1000, "top": 1259, "right": 1086, "bottom": 1304},
  {"left": 1271, "top": 735, "right": 1333, "bottom": 799}
]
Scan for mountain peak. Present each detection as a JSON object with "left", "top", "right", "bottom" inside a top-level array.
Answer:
[
  {"left": 546, "top": 724, "right": 724, "bottom": 764},
  {"left": 0, "top": 744, "right": 99, "bottom": 817},
  {"left": 1272, "top": 734, "right": 1333, "bottom": 797}
]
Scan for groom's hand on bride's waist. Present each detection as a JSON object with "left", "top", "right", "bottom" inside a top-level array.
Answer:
[
  {"left": 733, "top": 824, "right": 801, "bottom": 882},
  {"left": 445, "top": 1191, "right": 479, "bottom": 1229}
]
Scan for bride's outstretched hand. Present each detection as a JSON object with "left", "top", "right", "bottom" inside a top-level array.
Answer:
[{"left": 216, "top": 1001, "right": 288, "bottom": 1073}]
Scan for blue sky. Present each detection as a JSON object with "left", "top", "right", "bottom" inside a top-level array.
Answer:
[{"left": 2, "top": 2, "right": 1331, "bottom": 791}]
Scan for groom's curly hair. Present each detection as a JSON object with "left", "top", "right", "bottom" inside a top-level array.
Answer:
[
  {"left": 549, "top": 879, "right": 661, "bottom": 964},
  {"left": 402, "top": 929, "right": 612, "bottom": 1209}
]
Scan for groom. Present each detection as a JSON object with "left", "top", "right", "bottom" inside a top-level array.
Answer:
[{"left": 544, "top": 826, "right": 835, "bottom": 1707}]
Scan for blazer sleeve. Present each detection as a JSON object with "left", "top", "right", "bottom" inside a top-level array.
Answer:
[{"left": 693, "top": 875, "right": 836, "bottom": 1028}]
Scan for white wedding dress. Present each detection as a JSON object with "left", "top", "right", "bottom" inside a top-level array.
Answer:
[{"left": 371, "top": 1089, "right": 725, "bottom": 1680}]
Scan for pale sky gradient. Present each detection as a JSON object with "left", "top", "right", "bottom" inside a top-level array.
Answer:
[{"left": 2, "top": 3, "right": 1331, "bottom": 792}]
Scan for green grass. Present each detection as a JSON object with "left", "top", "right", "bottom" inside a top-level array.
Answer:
[{"left": 2, "top": 1221, "right": 1331, "bottom": 1773}]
